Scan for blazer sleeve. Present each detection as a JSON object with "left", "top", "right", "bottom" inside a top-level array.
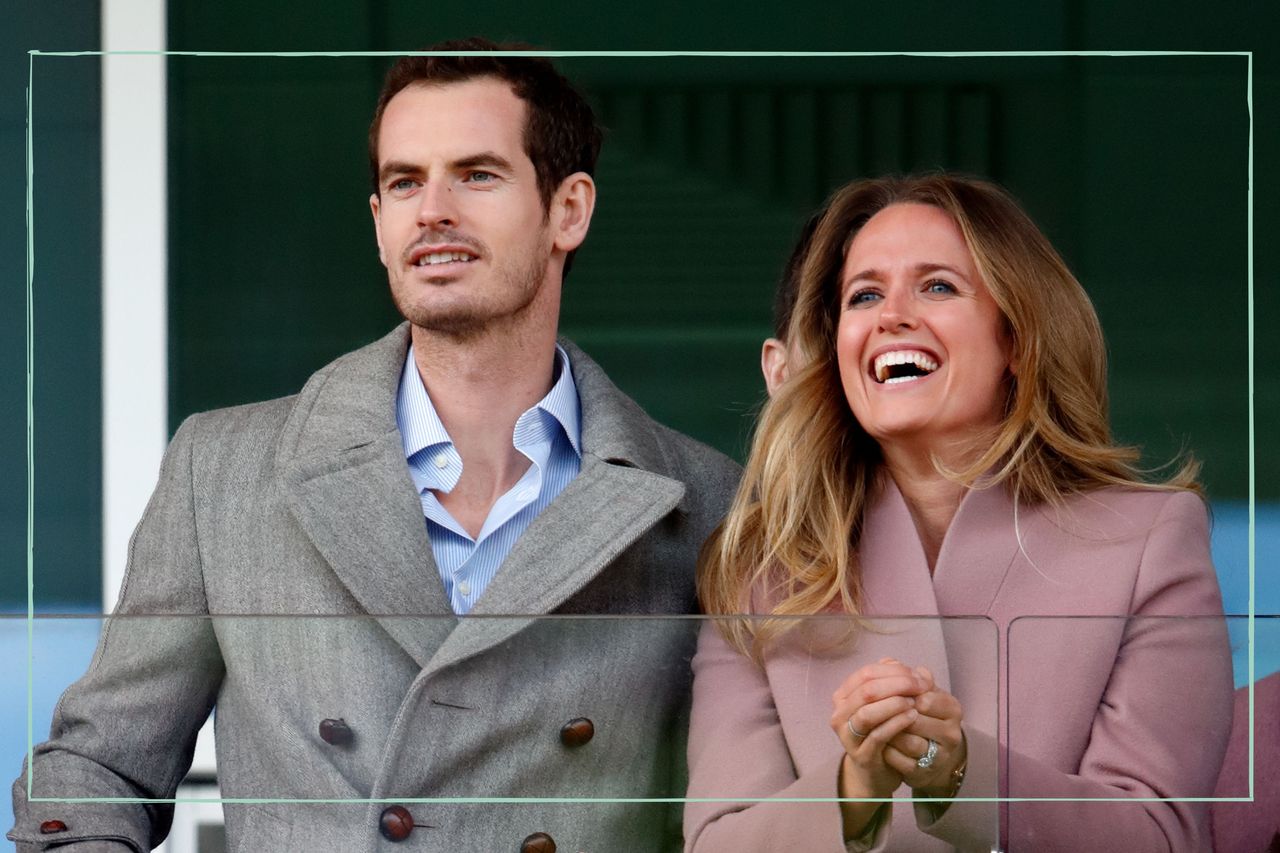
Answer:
[
  {"left": 8, "top": 416, "right": 225, "bottom": 853},
  {"left": 998, "top": 490, "right": 1233, "bottom": 852},
  {"left": 683, "top": 620, "right": 887, "bottom": 853}
]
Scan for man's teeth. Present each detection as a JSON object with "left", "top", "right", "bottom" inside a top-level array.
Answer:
[
  {"left": 873, "top": 350, "right": 939, "bottom": 383},
  {"left": 416, "top": 251, "right": 474, "bottom": 266}
]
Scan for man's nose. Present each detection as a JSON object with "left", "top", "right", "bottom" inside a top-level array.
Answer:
[{"left": 416, "top": 179, "right": 459, "bottom": 228}]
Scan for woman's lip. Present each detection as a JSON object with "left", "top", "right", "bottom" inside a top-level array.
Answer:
[{"left": 865, "top": 345, "right": 943, "bottom": 382}]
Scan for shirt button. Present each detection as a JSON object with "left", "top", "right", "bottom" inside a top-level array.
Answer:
[
  {"left": 457, "top": 581, "right": 471, "bottom": 597},
  {"left": 433, "top": 454, "right": 449, "bottom": 469}
]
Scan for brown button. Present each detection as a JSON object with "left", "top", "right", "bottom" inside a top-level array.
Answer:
[
  {"left": 379, "top": 805, "right": 414, "bottom": 842},
  {"left": 319, "top": 717, "right": 354, "bottom": 746},
  {"left": 520, "top": 831, "right": 557, "bottom": 853},
  {"left": 559, "top": 717, "right": 594, "bottom": 748},
  {"left": 39, "top": 819, "right": 68, "bottom": 834}
]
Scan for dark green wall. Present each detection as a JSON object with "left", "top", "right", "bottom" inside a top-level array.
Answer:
[
  {"left": 6, "top": 1, "right": 1275, "bottom": 609},
  {"left": 164, "top": 41, "right": 1260, "bottom": 502}
]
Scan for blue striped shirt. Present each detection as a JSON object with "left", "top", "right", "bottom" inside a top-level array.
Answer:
[{"left": 396, "top": 345, "right": 583, "bottom": 614}]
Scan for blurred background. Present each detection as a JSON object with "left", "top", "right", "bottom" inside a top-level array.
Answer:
[{"left": 3, "top": 0, "right": 1277, "bottom": 848}]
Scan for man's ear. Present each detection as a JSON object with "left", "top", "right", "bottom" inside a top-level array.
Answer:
[
  {"left": 761, "top": 338, "right": 790, "bottom": 397},
  {"left": 550, "top": 172, "right": 597, "bottom": 253},
  {"left": 369, "top": 193, "right": 387, "bottom": 266}
]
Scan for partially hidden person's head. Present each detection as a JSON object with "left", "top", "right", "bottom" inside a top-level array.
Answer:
[
  {"left": 761, "top": 211, "right": 820, "bottom": 396},
  {"left": 367, "top": 38, "right": 602, "bottom": 340}
]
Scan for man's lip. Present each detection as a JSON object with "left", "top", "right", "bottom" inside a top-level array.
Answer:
[
  {"left": 864, "top": 344, "right": 943, "bottom": 381},
  {"left": 407, "top": 244, "right": 481, "bottom": 266}
]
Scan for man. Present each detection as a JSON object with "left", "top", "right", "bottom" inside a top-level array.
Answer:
[{"left": 10, "top": 40, "right": 739, "bottom": 852}]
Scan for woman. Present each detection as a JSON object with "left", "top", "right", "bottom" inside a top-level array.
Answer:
[{"left": 684, "top": 174, "right": 1232, "bottom": 852}]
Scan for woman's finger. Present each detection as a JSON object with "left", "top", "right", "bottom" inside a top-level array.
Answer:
[
  {"left": 912, "top": 689, "right": 962, "bottom": 722},
  {"left": 854, "top": 707, "right": 919, "bottom": 758},
  {"left": 887, "top": 730, "right": 932, "bottom": 761},
  {"left": 832, "top": 694, "right": 917, "bottom": 742},
  {"left": 832, "top": 661, "right": 920, "bottom": 702}
]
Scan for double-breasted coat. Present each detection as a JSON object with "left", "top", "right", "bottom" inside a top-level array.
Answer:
[{"left": 10, "top": 324, "right": 741, "bottom": 853}]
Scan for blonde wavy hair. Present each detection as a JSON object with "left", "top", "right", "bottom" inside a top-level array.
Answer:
[{"left": 699, "top": 173, "right": 1200, "bottom": 655}]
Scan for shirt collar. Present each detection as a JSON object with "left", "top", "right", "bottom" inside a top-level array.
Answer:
[{"left": 396, "top": 343, "right": 582, "bottom": 469}]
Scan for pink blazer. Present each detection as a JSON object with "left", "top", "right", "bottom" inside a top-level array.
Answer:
[{"left": 685, "top": 481, "right": 1232, "bottom": 852}]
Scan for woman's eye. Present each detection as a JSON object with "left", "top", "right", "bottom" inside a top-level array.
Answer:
[
  {"left": 925, "top": 279, "right": 957, "bottom": 295},
  {"left": 847, "top": 289, "right": 881, "bottom": 307}
]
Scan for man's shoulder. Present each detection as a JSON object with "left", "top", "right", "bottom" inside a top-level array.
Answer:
[
  {"left": 560, "top": 338, "right": 742, "bottom": 510},
  {"left": 177, "top": 326, "right": 409, "bottom": 455}
]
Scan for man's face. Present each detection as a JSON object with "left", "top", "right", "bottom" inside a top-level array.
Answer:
[{"left": 370, "top": 78, "right": 557, "bottom": 340}]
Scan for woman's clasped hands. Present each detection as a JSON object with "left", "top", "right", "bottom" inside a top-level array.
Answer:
[{"left": 829, "top": 657, "right": 967, "bottom": 803}]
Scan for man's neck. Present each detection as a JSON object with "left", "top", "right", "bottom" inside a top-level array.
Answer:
[{"left": 409, "top": 323, "right": 560, "bottom": 538}]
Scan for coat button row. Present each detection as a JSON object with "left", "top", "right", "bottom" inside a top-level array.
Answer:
[
  {"left": 319, "top": 717, "right": 354, "bottom": 746},
  {"left": 39, "top": 820, "right": 68, "bottom": 834},
  {"left": 324, "top": 717, "right": 592, "bottom": 749},
  {"left": 377, "top": 807, "right": 558, "bottom": 851}
]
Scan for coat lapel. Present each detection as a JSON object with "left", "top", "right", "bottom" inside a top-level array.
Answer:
[
  {"left": 277, "top": 329, "right": 692, "bottom": 676},
  {"left": 929, "top": 479, "right": 1022, "bottom": 617},
  {"left": 856, "top": 476, "right": 1019, "bottom": 707},
  {"left": 420, "top": 339, "right": 688, "bottom": 678},
  {"left": 277, "top": 325, "right": 452, "bottom": 670},
  {"left": 858, "top": 475, "right": 1021, "bottom": 619}
]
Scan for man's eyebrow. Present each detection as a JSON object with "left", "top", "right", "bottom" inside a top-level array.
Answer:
[
  {"left": 452, "top": 152, "right": 516, "bottom": 173},
  {"left": 378, "top": 160, "right": 422, "bottom": 183},
  {"left": 378, "top": 153, "right": 517, "bottom": 185}
]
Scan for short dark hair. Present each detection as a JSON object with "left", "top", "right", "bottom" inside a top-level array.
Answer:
[
  {"left": 773, "top": 210, "right": 823, "bottom": 341},
  {"left": 368, "top": 37, "right": 603, "bottom": 211}
]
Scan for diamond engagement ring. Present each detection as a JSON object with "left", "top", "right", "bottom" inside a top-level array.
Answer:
[
  {"left": 917, "top": 738, "right": 939, "bottom": 768},
  {"left": 846, "top": 718, "right": 868, "bottom": 739}
]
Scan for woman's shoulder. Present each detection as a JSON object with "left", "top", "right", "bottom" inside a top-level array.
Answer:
[{"left": 1035, "top": 485, "right": 1208, "bottom": 543}]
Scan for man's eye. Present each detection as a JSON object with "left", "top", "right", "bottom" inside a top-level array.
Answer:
[
  {"left": 389, "top": 178, "right": 416, "bottom": 192},
  {"left": 925, "top": 280, "right": 957, "bottom": 295},
  {"left": 464, "top": 171, "right": 496, "bottom": 183}
]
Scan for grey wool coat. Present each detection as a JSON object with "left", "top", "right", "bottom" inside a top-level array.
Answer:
[{"left": 10, "top": 325, "right": 741, "bottom": 853}]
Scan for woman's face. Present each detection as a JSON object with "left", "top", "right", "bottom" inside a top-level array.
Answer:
[{"left": 836, "top": 203, "right": 1013, "bottom": 459}]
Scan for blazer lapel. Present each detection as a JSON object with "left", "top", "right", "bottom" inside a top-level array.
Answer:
[{"left": 277, "top": 325, "right": 452, "bottom": 669}]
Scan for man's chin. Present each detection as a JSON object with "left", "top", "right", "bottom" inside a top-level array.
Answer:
[{"left": 401, "top": 308, "right": 490, "bottom": 342}]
